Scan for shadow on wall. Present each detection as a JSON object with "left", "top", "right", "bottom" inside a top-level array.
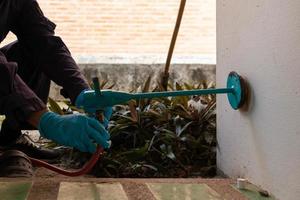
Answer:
[
  {"left": 229, "top": 77, "right": 272, "bottom": 190},
  {"left": 50, "top": 64, "right": 216, "bottom": 100},
  {"left": 240, "top": 78, "right": 273, "bottom": 192}
]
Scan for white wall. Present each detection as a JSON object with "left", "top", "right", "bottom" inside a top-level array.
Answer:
[{"left": 217, "top": 1, "right": 300, "bottom": 199}]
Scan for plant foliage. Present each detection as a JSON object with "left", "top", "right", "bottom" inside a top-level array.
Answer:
[{"left": 49, "top": 77, "right": 216, "bottom": 178}]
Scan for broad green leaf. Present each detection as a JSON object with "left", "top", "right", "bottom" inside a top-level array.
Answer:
[
  {"left": 142, "top": 164, "right": 158, "bottom": 171},
  {"left": 175, "top": 82, "right": 184, "bottom": 91},
  {"left": 168, "top": 83, "right": 174, "bottom": 91},
  {"left": 177, "top": 121, "right": 194, "bottom": 137},
  {"left": 166, "top": 145, "right": 176, "bottom": 161},
  {"left": 184, "top": 82, "right": 194, "bottom": 90},
  {"left": 119, "top": 142, "right": 149, "bottom": 161},
  {"left": 207, "top": 81, "right": 215, "bottom": 89},
  {"left": 48, "top": 97, "right": 64, "bottom": 115},
  {"left": 109, "top": 124, "right": 131, "bottom": 135}
]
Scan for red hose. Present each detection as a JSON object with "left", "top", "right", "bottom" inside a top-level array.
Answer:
[{"left": 29, "top": 146, "right": 104, "bottom": 177}]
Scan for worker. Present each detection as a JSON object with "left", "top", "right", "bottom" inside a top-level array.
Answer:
[{"left": 0, "top": 0, "right": 111, "bottom": 175}]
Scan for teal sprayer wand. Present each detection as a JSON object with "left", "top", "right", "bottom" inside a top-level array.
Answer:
[
  {"left": 86, "top": 71, "right": 246, "bottom": 112},
  {"left": 30, "top": 72, "right": 247, "bottom": 176}
]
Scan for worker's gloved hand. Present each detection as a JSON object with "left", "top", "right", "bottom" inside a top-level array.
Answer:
[
  {"left": 38, "top": 112, "right": 111, "bottom": 153},
  {"left": 75, "top": 89, "right": 113, "bottom": 128},
  {"left": 101, "top": 106, "right": 113, "bottom": 128}
]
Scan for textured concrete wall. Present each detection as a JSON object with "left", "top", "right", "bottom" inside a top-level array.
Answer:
[
  {"left": 217, "top": 1, "right": 300, "bottom": 199},
  {"left": 50, "top": 64, "right": 215, "bottom": 100}
]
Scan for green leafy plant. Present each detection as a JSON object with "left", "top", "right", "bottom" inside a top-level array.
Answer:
[
  {"left": 48, "top": 77, "right": 216, "bottom": 178},
  {"left": 92, "top": 77, "right": 216, "bottom": 178}
]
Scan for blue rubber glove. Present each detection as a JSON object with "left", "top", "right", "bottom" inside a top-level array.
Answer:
[
  {"left": 38, "top": 112, "right": 111, "bottom": 153},
  {"left": 75, "top": 89, "right": 113, "bottom": 128},
  {"left": 101, "top": 106, "right": 113, "bottom": 128}
]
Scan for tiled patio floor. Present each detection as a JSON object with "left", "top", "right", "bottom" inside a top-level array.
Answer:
[{"left": 0, "top": 176, "right": 274, "bottom": 200}]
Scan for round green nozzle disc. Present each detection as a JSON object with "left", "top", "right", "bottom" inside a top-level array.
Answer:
[{"left": 227, "top": 72, "right": 245, "bottom": 110}]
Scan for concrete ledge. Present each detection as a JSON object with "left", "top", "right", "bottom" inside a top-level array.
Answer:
[
  {"left": 50, "top": 63, "right": 216, "bottom": 100},
  {"left": 74, "top": 54, "right": 216, "bottom": 65}
]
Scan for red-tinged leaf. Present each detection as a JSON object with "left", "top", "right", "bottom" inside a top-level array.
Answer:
[{"left": 128, "top": 100, "right": 138, "bottom": 122}]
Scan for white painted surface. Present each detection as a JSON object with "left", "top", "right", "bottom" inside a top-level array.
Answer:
[{"left": 217, "top": 1, "right": 300, "bottom": 199}]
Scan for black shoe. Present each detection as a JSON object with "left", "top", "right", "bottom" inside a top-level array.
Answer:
[
  {"left": 0, "top": 150, "right": 33, "bottom": 177},
  {"left": 0, "top": 134, "right": 60, "bottom": 160}
]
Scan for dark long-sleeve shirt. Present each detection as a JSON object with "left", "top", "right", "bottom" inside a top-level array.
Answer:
[{"left": 0, "top": 0, "right": 89, "bottom": 122}]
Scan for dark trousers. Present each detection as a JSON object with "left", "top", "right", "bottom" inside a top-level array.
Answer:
[{"left": 0, "top": 41, "right": 50, "bottom": 145}]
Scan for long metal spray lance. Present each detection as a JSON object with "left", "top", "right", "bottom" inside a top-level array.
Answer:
[
  {"left": 132, "top": 88, "right": 234, "bottom": 99},
  {"left": 135, "top": 72, "right": 246, "bottom": 110},
  {"left": 82, "top": 72, "right": 246, "bottom": 111}
]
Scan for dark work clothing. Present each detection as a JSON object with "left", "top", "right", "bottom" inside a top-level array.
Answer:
[
  {"left": 0, "top": 41, "right": 51, "bottom": 144},
  {"left": 0, "top": 0, "right": 89, "bottom": 144}
]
